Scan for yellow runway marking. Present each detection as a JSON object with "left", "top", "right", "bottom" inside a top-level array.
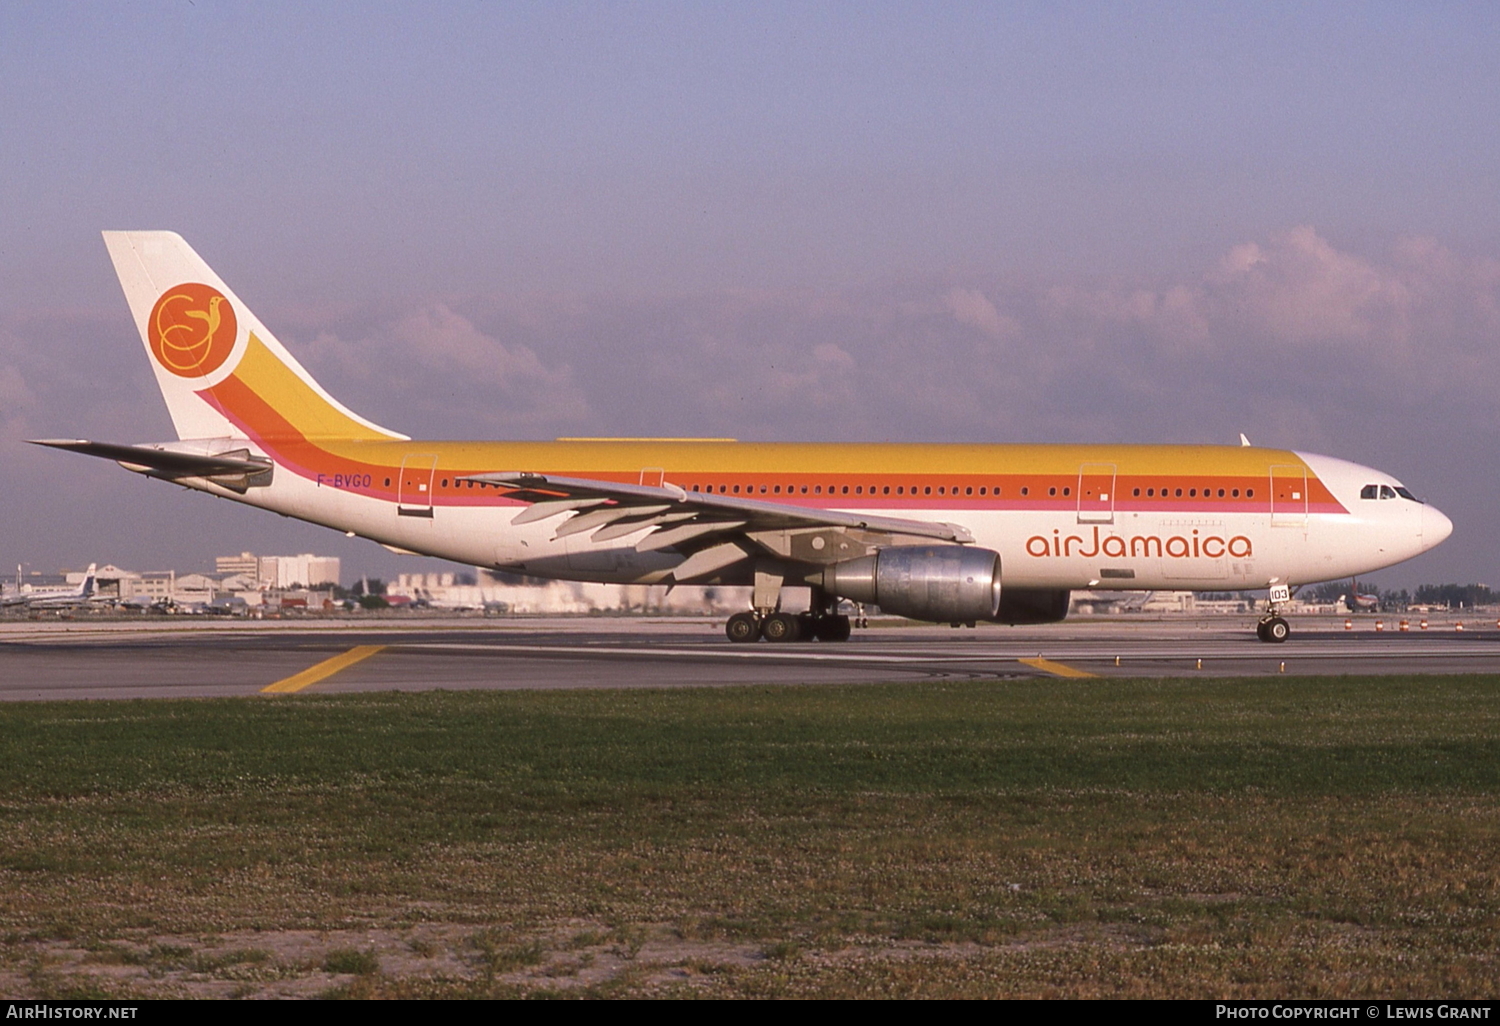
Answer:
[
  {"left": 261, "top": 645, "right": 386, "bottom": 693},
  {"left": 1018, "top": 657, "right": 1097, "bottom": 678}
]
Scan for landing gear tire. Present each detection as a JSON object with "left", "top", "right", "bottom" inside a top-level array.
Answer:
[
  {"left": 796, "top": 612, "right": 818, "bottom": 642},
  {"left": 761, "top": 611, "right": 802, "bottom": 643},
  {"left": 814, "top": 615, "right": 852, "bottom": 642},
  {"left": 1258, "top": 616, "right": 1290, "bottom": 643},
  {"left": 726, "top": 611, "right": 760, "bottom": 644}
]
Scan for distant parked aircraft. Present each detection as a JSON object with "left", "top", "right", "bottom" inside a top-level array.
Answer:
[{"left": 1, "top": 564, "right": 98, "bottom": 610}]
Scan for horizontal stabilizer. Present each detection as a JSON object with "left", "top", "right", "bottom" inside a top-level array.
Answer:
[{"left": 28, "top": 439, "right": 272, "bottom": 478}]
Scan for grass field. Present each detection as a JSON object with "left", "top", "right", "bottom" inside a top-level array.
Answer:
[{"left": 1, "top": 675, "right": 1497, "bottom": 998}]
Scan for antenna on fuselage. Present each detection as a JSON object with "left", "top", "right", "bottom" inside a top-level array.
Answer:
[{"left": 1239, "top": 433, "right": 1252, "bottom": 447}]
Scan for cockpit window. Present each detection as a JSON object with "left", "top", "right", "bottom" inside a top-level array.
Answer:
[{"left": 1362, "top": 482, "right": 1423, "bottom": 502}]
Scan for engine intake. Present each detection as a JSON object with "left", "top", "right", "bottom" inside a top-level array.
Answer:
[{"left": 821, "top": 545, "right": 1002, "bottom": 623}]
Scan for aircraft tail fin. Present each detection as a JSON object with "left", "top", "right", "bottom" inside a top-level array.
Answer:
[
  {"left": 102, "top": 231, "right": 407, "bottom": 443},
  {"left": 79, "top": 563, "right": 96, "bottom": 598}
]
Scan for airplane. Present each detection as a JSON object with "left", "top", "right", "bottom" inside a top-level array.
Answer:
[
  {"left": 1346, "top": 578, "right": 1382, "bottom": 612},
  {"left": 30, "top": 232, "right": 1452, "bottom": 644},
  {"left": 1, "top": 564, "right": 99, "bottom": 610}
]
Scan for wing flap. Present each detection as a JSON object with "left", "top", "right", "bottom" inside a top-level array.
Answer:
[
  {"left": 634, "top": 519, "right": 748, "bottom": 553},
  {"left": 671, "top": 540, "right": 754, "bottom": 581},
  {"left": 464, "top": 471, "right": 973, "bottom": 547}
]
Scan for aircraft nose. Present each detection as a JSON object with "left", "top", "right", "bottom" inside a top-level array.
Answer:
[{"left": 1422, "top": 504, "right": 1454, "bottom": 550}]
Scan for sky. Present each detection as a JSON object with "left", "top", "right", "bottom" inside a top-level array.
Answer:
[{"left": 2, "top": 1, "right": 1498, "bottom": 591}]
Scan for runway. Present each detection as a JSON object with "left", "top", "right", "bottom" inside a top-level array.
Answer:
[{"left": 4, "top": 613, "right": 1500, "bottom": 701}]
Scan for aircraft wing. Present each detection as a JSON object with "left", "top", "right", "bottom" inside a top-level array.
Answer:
[
  {"left": 28, "top": 440, "right": 272, "bottom": 484},
  {"left": 463, "top": 471, "right": 973, "bottom": 580}
]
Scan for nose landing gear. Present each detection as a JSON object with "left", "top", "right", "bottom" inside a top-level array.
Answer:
[
  {"left": 1256, "top": 616, "right": 1290, "bottom": 643},
  {"left": 1254, "top": 582, "right": 1293, "bottom": 643}
]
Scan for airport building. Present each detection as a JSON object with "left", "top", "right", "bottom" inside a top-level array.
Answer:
[{"left": 212, "top": 552, "right": 341, "bottom": 589}]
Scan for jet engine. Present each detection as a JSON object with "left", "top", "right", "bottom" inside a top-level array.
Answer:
[
  {"left": 993, "top": 586, "right": 1071, "bottom": 625},
  {"left": 821, "top": 545, "right": 1002, "bottom": 623},
  {"left": 819, "top": 546, "right": 1072, "bottom": 625}
]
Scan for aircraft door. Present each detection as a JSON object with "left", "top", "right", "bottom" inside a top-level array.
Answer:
[
  {"left": 397, "top": 454, "right": 439, "bottom": 519},
  {"left": 1077, "top": 463, "right": 1117, "bottom": 524},
  {"left": 1270, "top": 465, "right": 1307, "bottom": 527}
]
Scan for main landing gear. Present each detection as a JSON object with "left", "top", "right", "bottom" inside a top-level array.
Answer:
[
  {"left": 725, "top": 610, "right": 853, "bottom": 643},
  {"left": 726, "top": 579, "right": 855, "bottom": 643}
]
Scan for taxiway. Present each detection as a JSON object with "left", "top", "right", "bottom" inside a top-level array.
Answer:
[{"left": 3, "top": 615, "right": 1500, "bottom": 701}]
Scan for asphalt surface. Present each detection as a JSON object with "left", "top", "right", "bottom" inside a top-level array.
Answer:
[{"left": 4, "top": 613, "right": 1500, "bottom": 701}]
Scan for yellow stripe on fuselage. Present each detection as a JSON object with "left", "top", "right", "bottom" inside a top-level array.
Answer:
[
  {"left": 316, "top": 439, "right": 1307, "bottom": 476},
  {"left": 203, "top": 339, "right": 1339, "bottom": 511}
]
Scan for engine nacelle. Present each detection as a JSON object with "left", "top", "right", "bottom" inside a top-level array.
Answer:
[
  {"left": 995, "top": 587, "right": 1071, "bottom": 625},
  {"left": 821, "top": 545, "right": 1002, "bottom": 623}
]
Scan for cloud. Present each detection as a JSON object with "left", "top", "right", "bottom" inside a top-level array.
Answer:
[
  {"left": 1205, "top": 225, "right": 1415, "bottom": 346},
  {"left": 293, "top": 303, "right": 591, "bottom": 436},
  {"left": 0, "top": 362, "right": 37, "bottom": 441},
  {"left": 944, "top": 287, "right": 1016, "bottom": 338}
]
